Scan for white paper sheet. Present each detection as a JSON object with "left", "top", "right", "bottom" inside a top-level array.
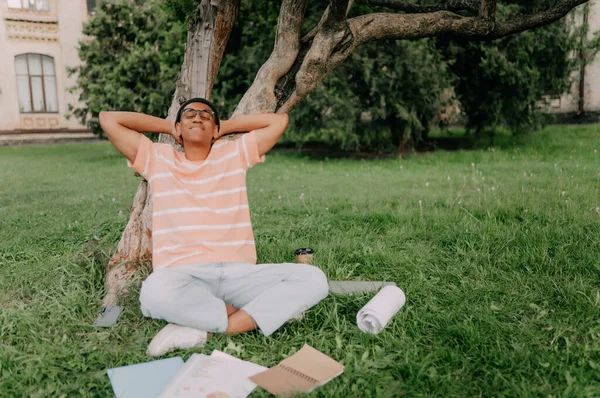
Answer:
[{"left": 159, "top": 351, "right": 267, "bottom": 398}]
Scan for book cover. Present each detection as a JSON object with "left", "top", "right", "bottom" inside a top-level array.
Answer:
[
  {"left": 107, "top": 356, "right": 184, "bottom": 398},
  {"left": 249, "top": 344, "right": 344, "bottom": 396}
]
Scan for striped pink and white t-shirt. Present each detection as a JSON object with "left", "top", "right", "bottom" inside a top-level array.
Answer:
[{"left": 128, "top": 132, "right": 264, "bottom": 270}]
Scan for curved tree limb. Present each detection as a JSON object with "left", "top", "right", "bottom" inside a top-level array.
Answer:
[
  {"left": 350, "top": 0, "right": 587, "bottom": 43},
  {"left": 232, "top": 0, "right": 309, "bottom": 117},
  {"left": 208, "top": 0, "right": 241, "bottom": 98},
  {"left": 493, "top": 0, "right": 586, "bottom": 37},
  {"left": 274, "top": 0, "right": 586, "bottom": 114},
  {"left": 274, "top": 1, "right": 354, "bottom": 110},
  {"left": 480, "top": 0, "right": 497, "bottom": 21},
  {"left": 350, "top": 12, "right": 479, "bottom": 43},
  {"left": 302, "top": 0, "right": 355, "bottom": 44},
  {"left": 368, "top": 0, "right": 479, "bottom": 14},
  {"left": 278, "top": 0, "right": 354, "bottom": 113}
]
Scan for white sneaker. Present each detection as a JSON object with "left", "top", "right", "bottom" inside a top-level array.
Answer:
[{"left": 146, "top": 323, "right": 208, "bottom": 357}]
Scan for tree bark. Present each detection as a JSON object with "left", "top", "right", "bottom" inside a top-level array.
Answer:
[
  {"left": 368, "top": 0, "right": 479, "bottom": 14},
  {"left": 577, "top": 5, "right": 589, "bottom": 116},
  {"left": 232, "top": 0, "right": 309, "bottom": 117},
  {"left": 389, "top": 115, "right": 407, "bottom": 154},
  {"left": 102, "top": 0, "right": 239, "bottom": 307},
  {"left": 479, "top": 0, "right": 497, "bottom": 21}
]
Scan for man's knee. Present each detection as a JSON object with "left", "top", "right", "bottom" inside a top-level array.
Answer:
[
  {"left": 296, "top": 264, "right": 329, "bottom": 301},
  {"left": 139, "top": 270, "right": 183, "bottom": 314}
]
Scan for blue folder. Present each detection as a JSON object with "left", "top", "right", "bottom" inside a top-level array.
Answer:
[{"left": 107, "top": 356, "right": 184, "bottom": 398}]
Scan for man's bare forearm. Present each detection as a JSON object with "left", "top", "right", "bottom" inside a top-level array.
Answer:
[
  {"left": 99, "top": 112, "right": 172, "bottom": 135},
  {"left": 218, "top": 113, "right": 287, "bottom": 137},
  {"left": 99, "top": 112, "right": 174, "bottom": 163}
]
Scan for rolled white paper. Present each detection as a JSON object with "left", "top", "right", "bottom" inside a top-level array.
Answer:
[{"left": 356, "top": 285, "right": 406, "bottom": 334}]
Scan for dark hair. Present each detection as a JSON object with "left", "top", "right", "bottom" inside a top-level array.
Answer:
[{"left": 175, "top": 97, "right": 220, "bottom": 130}]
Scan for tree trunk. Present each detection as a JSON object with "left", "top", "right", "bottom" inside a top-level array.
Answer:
[
  {"left": 389, "top": 115, "right": 406, "bottom": 155},
  {"left": 577, "top": 5, "right": 589, "bottom": 116},
  {"left": 102, "top": 0, "right": 239, "bottom": 306}
]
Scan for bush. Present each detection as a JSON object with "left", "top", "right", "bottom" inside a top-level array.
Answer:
[{"left": 69, "top": 0, "right": 185, "bottom": 136}]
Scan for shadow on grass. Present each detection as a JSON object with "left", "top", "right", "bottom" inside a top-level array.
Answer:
[
  {"left": 429, "top": 132, "right": 528, "bottom": 152},
  {"left": 275, "top": 128, "right": 531, "bottom": 161}
]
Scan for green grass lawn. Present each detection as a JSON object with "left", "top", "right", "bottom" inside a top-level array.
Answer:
[{"left": 1, "top": 125, "right": 599, "bottom": 397}]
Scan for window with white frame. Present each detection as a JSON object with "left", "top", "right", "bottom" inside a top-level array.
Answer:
[
  {"left": 15, "top": 54, "right": 59, "bottom": 113},
  {"left": 87, "top": 0, "right": 97, "bottom": 14},
  {"left": 7, "top": 0, "right": 49, "bottom": 11}
]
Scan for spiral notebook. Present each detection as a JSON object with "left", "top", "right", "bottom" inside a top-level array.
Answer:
[{"left": 249, "top": 344, "right": 344, "bottom": 396}]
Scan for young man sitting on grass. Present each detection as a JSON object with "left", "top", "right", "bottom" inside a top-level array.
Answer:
[{"left": 99, "top": 98, "right": 329, "bottom": 356}]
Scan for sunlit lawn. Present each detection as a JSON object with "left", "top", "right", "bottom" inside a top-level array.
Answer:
[{"left": 1, "top": 125, "right": 599, "bottom": 396}]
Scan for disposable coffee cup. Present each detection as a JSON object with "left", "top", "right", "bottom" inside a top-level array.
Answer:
[{"left": 295, "top": 248, "right": 314, "bottom": 264}]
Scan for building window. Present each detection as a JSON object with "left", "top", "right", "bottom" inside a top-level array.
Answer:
[
  {"left": 551, "top": 97, "right": 562, "bottom": 108},
  {"left": 7, "top": 0, "right": 49, "bottom": 11},
  {"left": 87, "top": 0, "right": 96, "bottom": 14},
  {"left": 15, "top": 54, "right": 59, "bottom": 113}
]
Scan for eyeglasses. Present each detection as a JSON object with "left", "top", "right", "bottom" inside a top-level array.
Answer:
[{"left": 182, "top": 108, "right": 215, "bottom": 121}]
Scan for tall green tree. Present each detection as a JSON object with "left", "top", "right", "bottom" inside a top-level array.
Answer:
[
  {"left": 210, "top": 1, "right": 575, "bottom": 151},
  {"left": 69, "top": 0, "right": 185, "bottom": 136},
  {"left": 210, "top": 1, "right": 453, "bottom": 152},
  {"left": 89, "top": 0, "right": 589, "bottom": 306},
  {"left": 438, "top": 3, "right": 574, "bottom": 135},
  {"left": 73, "top": 1, "right": 581, "bottom": 149},
  {"left": 283, "top": 38, "right": 452, "bottom": 152}
]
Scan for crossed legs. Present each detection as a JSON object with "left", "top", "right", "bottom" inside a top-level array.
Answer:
[
  {"left": 224, "top": 304, "right": 257, "bottom": 335},
  {"left": 139, "top": 262, "right": 329, "bottom": 348}
]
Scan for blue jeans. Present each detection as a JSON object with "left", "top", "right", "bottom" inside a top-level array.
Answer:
[{"left": 139, "top": 262, "right": 329, "bottom": 336}]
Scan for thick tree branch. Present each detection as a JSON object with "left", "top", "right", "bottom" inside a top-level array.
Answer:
[
  {"left": 273, "top": 0, "right": 587, "bottom": 114},
  {"left": 208, "top": 0, "right": 240, "bottom": 97},
  {"left": 232, "top": 0, "right": 308, "bottom": 116},
  {"left": 350, "top": 11, "right": 478, "bottom": 43},
  {"left": 168, "top": 0, "right": 239, "bottom": 120},
  {"left": 351, "top": 0, "right": 588, "bottom": 43},
  {"left": 480, "top": 0, "right": 496, "bottom": 21},
  {"left": 494, "top": 0, "right": 586, "bottom": 37},
  {"left": 327, "top": 0, "right": 353, "bottom": 28},
  {"left": 302, "top": 1, "right": 355, "bottom": 45},
  {"left": 368, "top": 0, "right": 479, "bottom": 14},
  {"left": 278, "top": 0, "right": 353, "bottom": 113},
  {"left": 271, "top": 0, "right": 354, "bottom": 108}
]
